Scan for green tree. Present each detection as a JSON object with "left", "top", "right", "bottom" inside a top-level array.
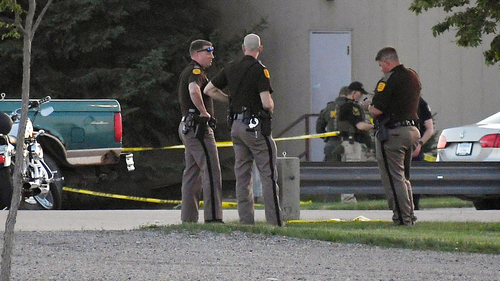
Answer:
[
  {"left": 0, "top": 0, "right": 220, "bottom": 147},
  {"left": 410, "top": 0, "right": 500, "bottom": 66},
  {"left": 0, "top": 0, "right": 268, "bottom": 148}
]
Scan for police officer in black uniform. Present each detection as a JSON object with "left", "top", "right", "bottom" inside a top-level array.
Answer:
[
  {"left": 369, "top": 46, "right": 421, "bottom": 226},
  {"left": 177, "top": 39, "right": 225, "bottom": 223},
  {"left": 411, "top": 96, "right": 434, "bottom": 209},
  {"left": 205, "top": 33, "right": 283, "bottom": 226},
  {"left": 407, "top": 69, "right": 435, "bottom": 209}
]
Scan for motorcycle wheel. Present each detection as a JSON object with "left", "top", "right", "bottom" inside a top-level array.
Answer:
[
  {"left": 22, "top": 154, "right": 63, "bottom": 210},
  {"left": 0, "top": 166, "right": 13, "bottom": 209}
]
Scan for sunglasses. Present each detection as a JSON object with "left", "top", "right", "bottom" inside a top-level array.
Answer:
[{"left": 197, "top": 46, "right": 214, "bottom": 53}]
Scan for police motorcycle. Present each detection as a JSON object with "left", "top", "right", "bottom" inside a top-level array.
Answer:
[{"left": 0, "top": 94, "right": 62, "bottom": 210}]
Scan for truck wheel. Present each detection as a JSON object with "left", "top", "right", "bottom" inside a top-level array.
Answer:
[
  {"left": 0, "top": 166, "right": 13, "bottom": 209},
  {"left": 473, "top": 199, "right": 500, "bottom": 210}
]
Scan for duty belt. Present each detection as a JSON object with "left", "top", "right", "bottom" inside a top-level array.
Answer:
[{"left": 387, "top": 120, "right": 416, "bottom": 129}]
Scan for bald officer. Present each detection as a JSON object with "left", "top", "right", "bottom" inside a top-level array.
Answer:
[
  {"left": 205, "top": 34, "right": 283, "bottom": 226},
  {"left": 177, "top": 39, "right": 224, "bottom": 223},
  {"left": 369, "top": 46, "right": 421, "bottom": 226}
]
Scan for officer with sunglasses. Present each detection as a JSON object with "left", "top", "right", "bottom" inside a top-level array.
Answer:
[{"left": 177, "top": 40, "right": 226, "bottom": 223}]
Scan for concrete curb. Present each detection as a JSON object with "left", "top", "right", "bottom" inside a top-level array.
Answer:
[{"left": 0, "top": 208, "right": 498, "bottom": 231}]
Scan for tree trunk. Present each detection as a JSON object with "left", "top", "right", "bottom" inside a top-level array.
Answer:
[{"left": 0, "top": 0, "right": 51, "bottom": 279}]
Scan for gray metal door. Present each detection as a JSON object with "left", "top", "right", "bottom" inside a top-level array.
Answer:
[{"left": 310, "top": 31, "right": 351, "bottom": 161}]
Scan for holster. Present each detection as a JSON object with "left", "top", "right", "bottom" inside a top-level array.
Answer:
[
  {"left": 182, "top": 112, "right": 195, "bottom": 135},
  {"left": 194, "top": 116, "right": 209, "bottom": 140},
  {"left": 242, "top": 108, "right": 252, "bottom": 125},
  {"left": 259, "top": 110, "right": 272, "bottom": 136},
  {"left": 375, "top": 116, "right": 390, "bottom": 143},
  {"left": 208, "top": 117, "right": 217, "bottom": 130}
]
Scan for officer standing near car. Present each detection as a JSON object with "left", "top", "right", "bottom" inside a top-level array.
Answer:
[
  {"left": 177, "top": 39, "right": 225, "bottom": 223},
  {"left": 369, "top": 46, "right": 421, "bottom": 226},
  {"left": 204, "top": 33, "right": 283, "bottom": 226}
]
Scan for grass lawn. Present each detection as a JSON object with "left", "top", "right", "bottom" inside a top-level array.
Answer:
[
  {"left": 159, "top": 197, "right": 500, "bottom": 254},
  {"left": 298, "top": 196, "right": 474, "bottom": 210}
]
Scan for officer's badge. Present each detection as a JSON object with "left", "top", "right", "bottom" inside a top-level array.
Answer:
[
  {"left": 353, "top": 107, "right": 360, "bottom": 116},
  {"left": 264, "top": 69, "right": 270, "bottom": 79},
  {"left": 330, "top": 110, "right": 336, "bottom": 118},
  {"left": 193, "top": 69, "right": 201, "bottom": 75},
  {"left": 377, "top": 82, "right": 386, "bottom": 92}
]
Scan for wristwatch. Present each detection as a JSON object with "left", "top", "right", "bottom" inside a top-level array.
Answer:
[{"left": 418, "top": 140, "right": 424, "bottom": 146}]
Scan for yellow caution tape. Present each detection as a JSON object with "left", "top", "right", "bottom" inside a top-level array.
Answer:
[
  {"left": 424, "top": 153, "right": 436, "bottom": 162},
  {"left": 123, "top": 131, "right": 438, "bottom": 164},
  {"left": 62, "top": 186, "right": 312, "bottom": 207},
  {"left": 122, "top": 131, "right": 339, "bottom": 152},
  {"left": 63, "top": 187, "right": 182, "bottom": 205}
]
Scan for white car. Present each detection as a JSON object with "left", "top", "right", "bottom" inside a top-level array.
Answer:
[
  {"left": 437, "top": 111, "right": 500, "bottom": 161},
  {"left": 437, "top": 111, "right": 500, "bottom": 209}
]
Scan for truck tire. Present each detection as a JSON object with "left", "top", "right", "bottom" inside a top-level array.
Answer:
[
  {"left": 0, "top": 166, "right": 13, "bottom": 209},
  {"left": 473, "top": 199, "right": 500, "bottom": 210}
]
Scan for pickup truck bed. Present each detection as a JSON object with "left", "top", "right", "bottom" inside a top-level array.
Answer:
[{"left": 0, "top": 99, "right": 123, "bottom": 166}]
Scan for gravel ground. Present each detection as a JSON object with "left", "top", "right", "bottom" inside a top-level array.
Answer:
[{"left": 2, "top": 229, "right": 499, "bottom": 281}]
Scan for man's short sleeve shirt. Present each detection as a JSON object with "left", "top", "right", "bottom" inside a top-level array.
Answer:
[
  {"left": 211, "top": 55, "right": 272, "bottom": 113},
  {"left": 372, "top": 64, "right": 420, "bottom": 122},
  {"left": 178, "top": 60, "right": 213, "bottom": 115},
  {"left": 417, "top": 97, "right": 432, "bottom": 134},
  {"left": 339, "top": 100, "right": 365, "bottom": 127}
]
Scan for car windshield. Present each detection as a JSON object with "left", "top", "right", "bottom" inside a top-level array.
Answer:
[{"left": 478, "top": 112, "right": 500, "bottom": 124}]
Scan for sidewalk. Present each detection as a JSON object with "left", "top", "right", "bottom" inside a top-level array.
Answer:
[{"left": 0, "top": 208, "right": 498, "bottom": 232}]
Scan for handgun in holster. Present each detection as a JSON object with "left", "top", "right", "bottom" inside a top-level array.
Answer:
[
  {"left": 208, "top": 117, "right": 217, "bottom": 130},
  {"left": 194, "top": 115, "right": 209, "bottom": 140},
  {"left": 259, "top": 110, "right": 272, "bottom": 136},
  {"left": 182, "top": 109, "right": 196, "bottom": 135},
  {"left": 242, "top": 107, "right": 252, "bottom": 125},
  {"left": 375, "top": 116, "right": 390, "bottom": 142}
]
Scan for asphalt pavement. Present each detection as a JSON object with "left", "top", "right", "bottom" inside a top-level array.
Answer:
[{"left": 0, "top": 208, "right": 499, "bottom": 231}]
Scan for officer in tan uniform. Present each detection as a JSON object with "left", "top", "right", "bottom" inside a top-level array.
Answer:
[
  {"left": 177, "top": 39, "right": 225, "bottom": 223},
  {"left": 205, "top": 33, "right": 283, "bottom": 226},
  {"left": 369, "top": 46, "right": 421, "bottom": 226}
]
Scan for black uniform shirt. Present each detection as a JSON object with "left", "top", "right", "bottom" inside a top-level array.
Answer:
[
  {"left": 372, "top": 64, "right": 420, "bottom": 123},
  {"left": 210, "top": 55, "right": 273, "bottom": 114},
  {"left": 178, "top": 60, "right": 214, "bottom": 116},
  {"left": 339, "top": 99, "right": 365, "bottom": 128},
  {"left": 417, "top": 97, "right": 432, "bottom": 134}
]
